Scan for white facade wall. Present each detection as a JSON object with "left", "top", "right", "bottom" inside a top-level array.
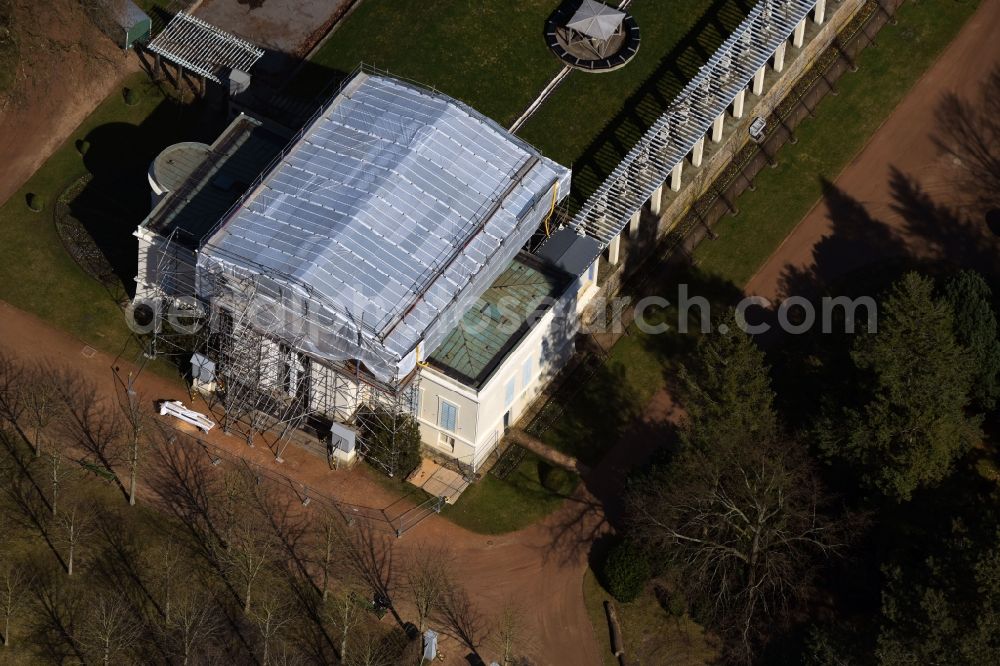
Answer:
[
  {"left": 133, "top": 229, "right": 198, "bottom": 300},
  {"left": 414, "top": 270, "right": 594, "bottom": 471}
]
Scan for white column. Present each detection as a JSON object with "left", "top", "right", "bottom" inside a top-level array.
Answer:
[
  {"left": 793, "top": 19, "right": 806, "bottom": 48},
  {"left": 753, "top": 66, "right": 765, "bottom": 95},
  {"left": 692, "top": 136, "right": 705, "bottom": 168},
  {"left": 814, "top": 0, "right": 826, "bottom": 25},
  {"left": 712, "top": 113, "right": 724, "bottom": 142},
  {"left": 670, "top": 162, "right": 683, "bottom": 192},
  {"left": 628, "top": 210, "right": 641, "bottom": 237},
  {"left": 732, "top": 88, "right": 746, "bottom": 119},
  {"left": 608, "top": 234, "right": 621, "bottom": 265},
  {"left": 773, "top": 41, "right": 786, "bottom": 73},
  {"left": 649, "top": 183, "right": 663, "bottom": 215}
]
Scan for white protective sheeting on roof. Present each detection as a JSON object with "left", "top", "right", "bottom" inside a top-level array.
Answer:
[
  {"left": 148, "top": 12, "right": 264, "bottom": 83},
  {"left": 567, "top": 0, "right": 625, "bottom": 41},
  {"left": 198, "top": 72, "right": 570, "bottom": 384}
]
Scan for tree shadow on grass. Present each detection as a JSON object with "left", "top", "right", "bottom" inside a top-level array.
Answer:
[{"left": 64, "top": 92, "right": 227, "bottom": 296}]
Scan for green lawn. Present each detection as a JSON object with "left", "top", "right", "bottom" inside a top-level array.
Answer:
[
  {"left": 441, "top": 451, "right": 570, "bottom": 534},
  {"left": 694, "top": 0, "right": 981, "bottom": 286},
  {"left": 583, "top": 568, "right": 716, "bottom": 666},
  {"left": 292, "top": 0, "right": 562, "bottom": 128},
  {"left": 520, "top": 0, "right": 750, "bottom": 203},
  {"left": 537, "top": 328, "right": 670, "bottom": 465}
]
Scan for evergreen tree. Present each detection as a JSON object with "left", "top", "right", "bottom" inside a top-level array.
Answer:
[
  {"left": 818, "top": 272, "right": 979, "bottom": 501},
  {"left": 941, "top": 270, "right": 1000, "bottom": 411},
  {"left": 676, "top": 310, "right": 777, "bottom": 454}
]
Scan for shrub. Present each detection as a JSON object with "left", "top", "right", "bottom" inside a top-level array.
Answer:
[
  {"left": 75, "top": 139, "right": 90, "bottom": 155},
  {"left": 25, "top": 192, "right": 44, "bottom": 212},
  {"left": 655, "top": 584, "right": 687, "bottom": 617},
  {"left": 357, "top": 406, "right": 422, "bottom": 478},
  {"left": 123, "top": 87, "right": 139, "bottom": 106},
  {"left": 539, "top": 462, "right": 577, "bottom": 495},
  {"left": 601, "top": 540, "right": 651, "bottom": 603}
]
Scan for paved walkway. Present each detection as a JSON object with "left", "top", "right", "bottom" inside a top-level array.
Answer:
[{"left": 746, "top": 0, "right": 1000, "bottom": 300}]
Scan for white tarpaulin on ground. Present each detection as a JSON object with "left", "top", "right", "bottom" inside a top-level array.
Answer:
[{"left": 567, "top": 0, "right": 625, "bottom": 41}]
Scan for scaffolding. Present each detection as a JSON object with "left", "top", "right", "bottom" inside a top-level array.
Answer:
[
  {"left": 132, "top": 68, "right": 569, "bottom": 475},
  {"left": 136, "top": 248, "right": 422, "bottom": 476}
]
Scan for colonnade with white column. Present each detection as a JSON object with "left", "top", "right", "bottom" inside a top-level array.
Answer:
[{"left": 603, "top": 1, "right": 829, "bottom": 266}]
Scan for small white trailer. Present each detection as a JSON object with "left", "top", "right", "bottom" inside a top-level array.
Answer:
[{"left": 159, "top": 400, "right": 215, "bottom": 433}]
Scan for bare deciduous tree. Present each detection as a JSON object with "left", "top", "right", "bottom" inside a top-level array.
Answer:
[
  {"left": 492, "top": 598, "right": 529, "bottom": 666},
  {"left": 629, "top": 438, "right": 847, "bottom": 662},
  {"left": 249, "top": 590, "right": 294, "bottom": 666},
  {"left": 22, "top": 363, "right": 59, "bottom": 457},
  {"left": 118, "top": 387, "right": 148, "bottom": 507},
  {"left": 212, "top": 471, "right": 277, "bottom": 613},
  {"left": 53, "top": 503, "right": 95, "bottom": 576},
  {"left": 46, "top": 449, "right": 76, "bottom": 517},
  {"left": 314, "top": 508, "right": 349, "bottom": 603},
  {"left": 403, "top": 544, "right": 452, "bottom": 634},
  {"left": 326, "top": 587, "right": 365, "bottom": 664},
  {"left": 147, "top": 539, "right": 182, "bottom": 623},
  {"left": 160, "top": 586, "right": 219, "bottom": 665},
  {"left": 0, "top": 562, "right": 30, "bottom": 648},
  {"left": 348, "top": 625, "right": 405, "bottom": 666},
  {"left": 76, "top": 594, "right": 142, "bottom": 666}
]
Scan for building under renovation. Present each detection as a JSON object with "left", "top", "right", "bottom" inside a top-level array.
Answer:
[{"left": 134, "top": 70, "right": 600, "bottom": 475}]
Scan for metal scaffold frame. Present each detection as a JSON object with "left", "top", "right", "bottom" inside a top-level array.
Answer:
[{"left": 136, "top": 242, "right": 421, "bottom": 474}]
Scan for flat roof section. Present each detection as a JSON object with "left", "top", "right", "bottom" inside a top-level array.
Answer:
[
  {"left": 144, "top": 115, "right": 289, "bottom": 248},
  {"left": 428, "top": 252, "right": 572, "bottom": 389},
  {"left": 534, "top": 227, "right": 603, "bottom": 277}
]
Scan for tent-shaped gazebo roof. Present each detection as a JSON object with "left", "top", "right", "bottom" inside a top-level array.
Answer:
[{"left": 567, "top": 0, "right": 625, "bottom": 41}]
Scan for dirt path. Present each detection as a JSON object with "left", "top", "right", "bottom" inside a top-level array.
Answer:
[
  {"left": 0, "top": 298, "right": 677, "bottom": 665},
  {"left": 745, "top": 0, "right": 1000, "bottom": 301}
]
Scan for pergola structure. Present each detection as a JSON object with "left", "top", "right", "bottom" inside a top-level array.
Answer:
[
  {"left": 148, "top": 11, "right": 264, "bottom": 84},
  {"left": 565, "top": 0, "right": 626, "bottom": 58},
  {"left": 566, "top": 0, "right": 830, "bottom": 261}
]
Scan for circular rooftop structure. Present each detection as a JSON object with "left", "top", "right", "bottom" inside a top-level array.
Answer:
[
  {"left": 546, "top": 0, "right": 640, "bottom": 73},
  {"left": 149, "top": 141, "right": 213, "bottom": 196}
]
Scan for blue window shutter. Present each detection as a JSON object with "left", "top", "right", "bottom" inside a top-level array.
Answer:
[
  {"left": 522, "top": 358, "right": 532, "bottom": 387},
  {"left": 505, "top": 378, "right": 516, "bottom": 408},
  {"left": 439, "top": 401, "right": 457, "bottom": 432}
]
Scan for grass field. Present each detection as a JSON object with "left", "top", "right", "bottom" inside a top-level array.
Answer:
[
  {"left": 693, "top": 0, "right": 981, "bottom": 286},
  {"left": 0, "top": 76, "right": 189, "bottom": 349},
  {"left": 519, "top": 0, "right": 749, "bottom": 202},
  {"left": 583, "top": 568, "right": 716, "bottom": 666},
  {"left": 441, "top": 451, "right": 570, "bottom": 534}
]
